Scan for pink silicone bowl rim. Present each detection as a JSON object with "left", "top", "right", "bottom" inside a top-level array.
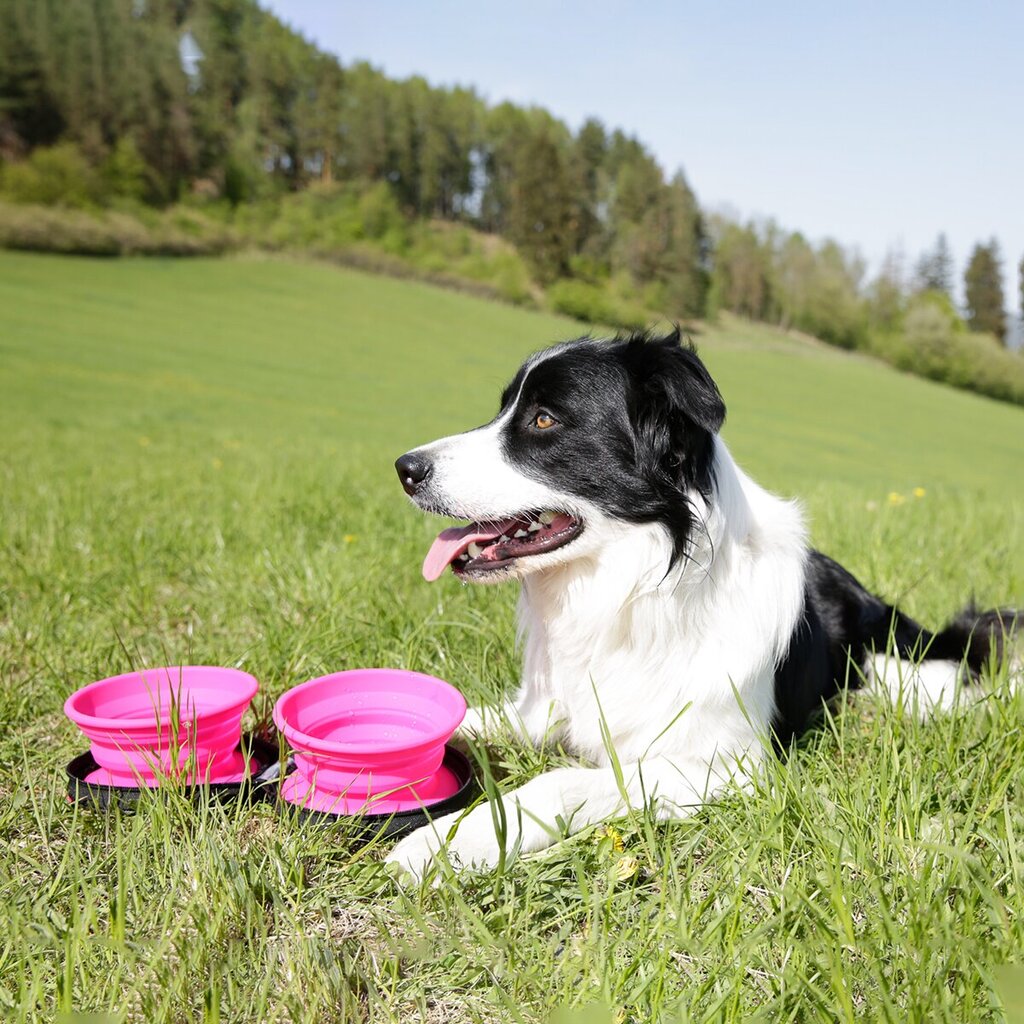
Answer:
[
  {"left": 64, "top": 666, "right": 259, "bottom": 731},
  {"left": 273, "top": 669, "right": 466, "bottom": 756}
]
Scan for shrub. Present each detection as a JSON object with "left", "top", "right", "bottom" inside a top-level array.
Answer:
[
  {"left": 0, "top": 143, "right": 103, "bottom": 208},
  {"left": 233, "top": 183, "right": 411, "bottom": 255},
  {"left": 406, "top": 221, "right": 536, "bottom": 305},
  {"left": 356, "top": 182, "right": 408, "bottom": 249},
  {"left": 547, "top": 278, "right": 648, "bottom": 330},
  {"left": 100, "top": 138, "right": 149, "bottom": 203},
  {"left": 0, "top": 202, "right": 235, "bottom": 256},
  {"left": 899, "top": 302, "right": 960, "bottom": 377},
  {"left": 869, "top": 297, "right": 1024, "bottom": 406},
  {"left": 484, "top": 250, "right": 535, "bottom": 306}
]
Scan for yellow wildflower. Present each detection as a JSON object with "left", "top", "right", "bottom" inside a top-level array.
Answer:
[
  {"left": 913, "top": 487, "right": 926, "bottom": 498},
  {"left": 343, "top": 534, "right": 357, "bottom": 544},
  {"left": 138, "top": 436, "right": 151, "bottom": 447},
  {"left": 614, "top": 855, "right": 639, "bottom": 882},
  {"left": 211, "top": 457, "right": 223, "bottom": 470},
  {"left": 593, "top": 825, "right": 624, "bottom": 852},
  {"left": 887, "top": 492, "right": 905, "bottom": 506}
]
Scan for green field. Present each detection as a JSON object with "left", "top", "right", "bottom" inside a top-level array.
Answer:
[{"left": 1, "top": 250, "right": 1023, "bottom": 1022}]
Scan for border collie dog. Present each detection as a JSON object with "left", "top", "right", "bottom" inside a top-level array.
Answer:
[{"left": 387, "top": 329, "right": 1016, "bottom": 880}]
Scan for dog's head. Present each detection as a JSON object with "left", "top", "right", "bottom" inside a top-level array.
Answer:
[{"left": 396, "top": 329, "right": 726, "bottom": 583}]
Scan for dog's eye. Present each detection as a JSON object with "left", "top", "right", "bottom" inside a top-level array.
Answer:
[{"left": 533, "top": 411, "right": 557, "bottom": 430}]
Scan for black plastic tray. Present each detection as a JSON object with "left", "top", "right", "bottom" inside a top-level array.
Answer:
[
  {"left": 66, "top": 736, "right": 279, "bottom": 811},
  {"left": 275, "top": 745, "right": 477, "bottom": 842}
]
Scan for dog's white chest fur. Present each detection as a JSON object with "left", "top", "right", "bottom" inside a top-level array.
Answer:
[{"left": 516, "top": 440, "right": 808, "bottom": 767}]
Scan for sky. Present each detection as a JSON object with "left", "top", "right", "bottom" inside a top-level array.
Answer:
[{"left": 263, "top": 0, "right": 1022, "bottom": 318}]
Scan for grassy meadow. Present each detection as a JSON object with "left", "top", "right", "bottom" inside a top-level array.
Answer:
[{"left": 1, "top": 249, "right": 1024, "bottom": 1023}]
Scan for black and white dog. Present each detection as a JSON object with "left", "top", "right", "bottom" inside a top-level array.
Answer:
[{"left": 387, "top": 329, "right": 1016, "bottom": 880}]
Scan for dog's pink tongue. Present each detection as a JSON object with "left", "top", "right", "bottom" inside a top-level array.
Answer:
[{"left": 422, "top": 520, "right": 518, "bottom": 581}]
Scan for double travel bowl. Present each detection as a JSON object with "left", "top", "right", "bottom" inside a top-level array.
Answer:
[{"left": 63, "top": 665, "right": 474, "bottom": 839}]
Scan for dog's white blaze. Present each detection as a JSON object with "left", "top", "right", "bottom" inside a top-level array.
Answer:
[
  {"left": 411, "top": 419, "right": 572, "bottom": 523},
  {"left": 406, "top": 342, "right": 580, "bottom": 527}
]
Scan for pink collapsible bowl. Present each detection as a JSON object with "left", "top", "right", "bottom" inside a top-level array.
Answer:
[
  {"left": 64, "top": 666, "right": 259, "bottom": 787},
  {"left": 273, "top": 669, "right": 467, "bottom": 815}
]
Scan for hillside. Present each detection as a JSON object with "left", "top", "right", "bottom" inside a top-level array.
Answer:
[
  {"left": 3, "top": 248, "right": 1021, "bottom": 621},
  {"left": 2, "top": 249, "right": 1021, "bottom": 492}
]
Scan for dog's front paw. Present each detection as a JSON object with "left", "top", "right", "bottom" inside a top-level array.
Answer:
[
  {"left": 385, "top": 808, "right": 506, "bottom": 884},
  {"left": 386, "top": 822, "right": 448, "bottom": 884}
]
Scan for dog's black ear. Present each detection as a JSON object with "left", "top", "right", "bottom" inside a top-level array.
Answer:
[
  {"left": 623, "top": 328, "right": 725, "bottom": 514},
  {"left": 656, "top": 335, "right": 725, "bottom": 434},
  {"left": 627, "top": 329, "right": 726, "bottom": 435},
  {"left": 623, "top": 330, "right": 724, "bottom": 565}
]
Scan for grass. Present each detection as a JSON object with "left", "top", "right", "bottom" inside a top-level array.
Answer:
[{"left": 1, "top": 249, "right": 1023, "bottom": 1023}]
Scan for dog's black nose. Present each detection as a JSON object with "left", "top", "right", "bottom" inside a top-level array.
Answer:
[{"left": 395, "top": 452, "right": 432, "bottom": 496}]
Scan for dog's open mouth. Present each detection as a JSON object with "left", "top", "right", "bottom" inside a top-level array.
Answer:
[{"left": 422, "top": 511, "right": 583, "bottom": 581}]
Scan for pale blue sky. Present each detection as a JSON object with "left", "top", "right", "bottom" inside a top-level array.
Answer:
[{"left": 263, "top": 1, "right": 1022, "bottom": 314}]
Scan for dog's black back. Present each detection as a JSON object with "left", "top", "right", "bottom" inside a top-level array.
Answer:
[{"left": 774, "top": 550, "right": 1016, "bottom": 743}]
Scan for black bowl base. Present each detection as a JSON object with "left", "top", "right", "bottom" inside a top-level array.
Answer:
[
  {"left": 66, "top": 735, "right": 279, "bottom": 811},
  {"left": 277, "top": 745, "right": 477, "bottom": 842}
]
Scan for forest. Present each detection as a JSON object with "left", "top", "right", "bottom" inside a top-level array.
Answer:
[{"left": 1, "top": 0, "right": 1022, "bottom": 404}]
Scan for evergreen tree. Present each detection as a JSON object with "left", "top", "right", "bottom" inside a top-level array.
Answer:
[
  {"left": 569, "top": 117, "right": 607, "bottom": 259},
  {"left": 656, "top": 173, "right": 708, "bottom": 318},
  {"left": 914, "top": 232, "right": 954, "bottom": 295},
  {"left": 478, "top": 101, "right": 532, "bottom": 235},
  {"left": 611, "top": 146, "right": 667, "bottom": 282},
  {"left": 773, "top": 230, "right": 816, "bottom": 330},
  {"left": 505, "top": 120, "right": 575, "bottom": 283},
  {"left": 964, "top": 240, "right": 1007, "bottom": 343},
  {"left": 1019, "top": 253, "right": 1023, "bottom": 324},
  {"left": 866, "top": 246, "right": 905, "bottom": 331},
  {"left": 0, "top": 0, "right": 65, "bottom": 150},
  {"left": 294, "top": 54, "right": 344, "bottom": 185},
  {"left": 709, "top": 219, "right": 772, "bottom": 321},
  {"left": 802, "top": 240, "right": 866, "bottom": 349},
  {"left": 337, "top": 61, "right": 392, "bottom": 184}
]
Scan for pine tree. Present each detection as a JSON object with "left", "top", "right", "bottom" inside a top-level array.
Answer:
[
  {"left": 915, "top": 232, "right": 954, "bottom": 295},
  {"left": 294, "top": 54, "right": 343, "bottom": 185},
  {"left": 506, "top": 122, "right": 576, "bottom": 283},
  {"left": 867, "top": 246, "right": 905, "bottom": 331},
  {"left": 656, "top": 173, "right": 708, "bottom": 318},
  {"left": 0, "top": 0, "right": 65, "bottom": 149},
  {"left": 478, "top": 101, "right": 531, "bottom": 235},
  {"left": 569, "top": 117, "right": 607, "bottom": 259},
  {"left": 709, "top": 220, "right": 772, "bottom": 321},
  {"left": 964, "top": 240, "right": 1006, "bottom": 343},
  {"left": 1019, "top": 253, "right": 1023, "bottom": 323}
]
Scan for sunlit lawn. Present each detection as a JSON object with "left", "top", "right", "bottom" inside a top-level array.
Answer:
[{"left": 1, "top": 251, "right": 1023, "bottom": 1022}]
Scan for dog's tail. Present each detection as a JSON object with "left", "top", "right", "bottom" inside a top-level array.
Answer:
[
  {"left": 808, "top": 552, "right": 1020, "bottom": 680},
  {"left": 910, "top": 605, "right": 1020, "bottom": 678}
]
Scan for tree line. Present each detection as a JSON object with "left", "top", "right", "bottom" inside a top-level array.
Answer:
[
  {"left": 1, "top": 0, "right": 1020, "bottom": 360},
  {"left": 0, "top": 0, "right": 706, "bottom": 318},
  {"left": 709, "top": 223, "right": 1016, "bottom": 349}
]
